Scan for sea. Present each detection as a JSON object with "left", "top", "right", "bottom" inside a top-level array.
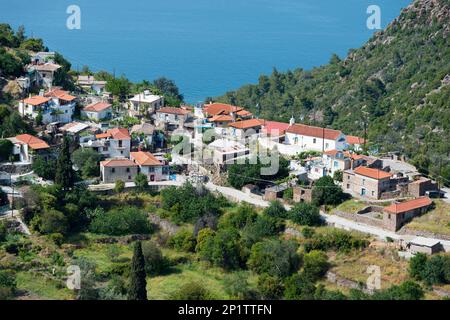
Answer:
[{"left": 0, "top": 0, "right": 411, "bottom": 103}]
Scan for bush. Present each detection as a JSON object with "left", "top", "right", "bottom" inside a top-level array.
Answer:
[
  {"left": 223, "top": 272, "right": 257, "bottom": 299},
  {"left": 134, "top": 173, "right": 148, "bottom": 192},
  {"left": 114, "top": 180, "right": 125, "bottom": 193},
  {"left": 0, "top": 270, "right": 16, "bottom": 300},
  {"left": 72, "top": 148, "right": 101, "bottom": 178},
  {"left": 196, "top": 227, "right": 244, "bottom": 270},
  {"left": 289, "top": 202, "right": 322, "bottom": 226},
  {"left": 89, "top": 207, "right": 152, "bottom": 236},
  {"left": 141, "top": 241, "right": 169, "bottom": 275},
  {"left": 284, "top": 273, "right": 316, "bottom": 300},
  {"left": 32, "top": 155, "right": 57, "bottom": 180},
  {"left": 372, "top": 281, "right": 424, "bottom": 300},
  {"left": 0, "top": 139, "right": 13, "bottom": 161},
  {"left": 409, "top": 253, "right": 427, "bottom": 280},
  {"left": 263, "top": 200, "right": 288, "bottom": 219},
  {"left": 49, "top": 233, "right": 64, "bottom": 246},
  {"left": 303, "top": 250, "right": 329, "bottom": 281},
  {"left": 170, "top": 282, "right": 213, "bottom": 300},
  {"left": 257, "top": 274, "right": 284, "bottom": 300},
  {"left": 304, "top": 229, "right": 369, "bottom": 252},
  {"left": 39, "top": 209, "right": 69, "bottom": 235},
  {"left": 168, "top": 229, "right": 196, "bottom": 252},
  {"left": 241, "top": 214, "right": 284, "bottom": 246},
  {"left": 312, "top": 176, "right": 345, "bottom": 206},
  {"left": 218, "top": 204, "right": 257, "bottom": 230},
  {"left": 247, "top": 239, "right": 301, "bottom": 278}
]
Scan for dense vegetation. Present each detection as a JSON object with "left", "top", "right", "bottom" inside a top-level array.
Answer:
[{"left": 216, "top": 0, "right": 450, "bottom": 185}]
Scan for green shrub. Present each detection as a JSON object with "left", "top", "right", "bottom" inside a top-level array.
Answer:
[
  {"left": 168, "top": 229, "right": 196, "bottom": 252},
  {"left": 89, "top": 206, "right": 152, "bottom": 236}
]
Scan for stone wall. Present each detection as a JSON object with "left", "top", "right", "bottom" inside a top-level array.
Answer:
[
  {"left": 397, "top": 227, "right": 450, "bottom": 241},
  {"left": 333, "top": 209, "right": 385, "bottom": 229},
  {"left": 0, "top": 163, "right": 32, "bottom": 175},
  {"left": 326, "top": 271, "right": 373, "bottom": 294}
]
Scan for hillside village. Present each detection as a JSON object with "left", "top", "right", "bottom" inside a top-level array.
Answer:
[{"left": 0, "top": 1, "right": 449, "bottom": 301}]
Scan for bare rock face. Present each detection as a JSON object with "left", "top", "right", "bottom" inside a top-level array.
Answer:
[{"left": 3, "top": 80, "right": 22, "bottom": 98}]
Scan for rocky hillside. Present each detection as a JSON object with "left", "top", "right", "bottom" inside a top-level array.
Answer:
[{"left": 215, "top": 0, "right": 449, "bottom": 183}]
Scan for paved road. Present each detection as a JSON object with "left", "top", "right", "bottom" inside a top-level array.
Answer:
[{"left": 205, "top": 181, "right": 450, "bottom": 251}]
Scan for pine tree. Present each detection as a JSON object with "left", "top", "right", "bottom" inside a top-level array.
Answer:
[
  {"left": 55, "top": 136, "right": 75, "bottom": 190},
  {"left": 128, "top": 241, "right": 147, "bottom": 300}
]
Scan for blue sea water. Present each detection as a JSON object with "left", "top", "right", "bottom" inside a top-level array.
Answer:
[{"left": 0, "top": 0, "right": 411, "bottom": 103}]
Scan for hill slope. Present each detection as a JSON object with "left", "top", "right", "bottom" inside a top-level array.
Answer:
[{"left": 215, "top": 0, "right": 450, "bottom": 182}]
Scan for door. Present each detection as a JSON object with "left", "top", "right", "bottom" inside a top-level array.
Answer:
[{"left": 361, "top": 188, "right": 366, "bottom": 196}]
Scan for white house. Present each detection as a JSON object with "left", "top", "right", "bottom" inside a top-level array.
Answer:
[
  {"left": 228, "top": 119, "right": 264, "bottom": 140},
  {"left": 285, "top": 123, "right": 346, "bottom": 152},
  {"left": 208, "top": 139, "right": 250, "bottom": 165},
  {"left": 128, "top": 90, "right": 164, "bottom": 117},
  {"left": 7, "top": 134, "right": 50, "bottom": 163},
  {"left": 130, "top": 151, "right": 169, "bottom": 182},
  {"left": 18, "top": 88, "right": 76, "bottom": 124},
  {"left": 82, "top": 102, "right": 112, "bottom": 121},
  {"left": 81, "top": 128, "right": 131, "bottom": 158}
]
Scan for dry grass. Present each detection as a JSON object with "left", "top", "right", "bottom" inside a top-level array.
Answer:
[
  {"left": 335, "top": 199, "right": 368, "bottom": 214},
  {"left": 406, "top": 200, "right": 450, "bottom": 236},
  {"left": 329, "top": 246, "right": 409, "bottom": 290}
]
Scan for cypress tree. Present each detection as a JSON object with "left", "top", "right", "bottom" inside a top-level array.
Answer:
[
  {"left": 55, "top": 136, "right": 75, "bottom": 190},
  {"left": 128, "top": 241, "right": 147, "bottom": 300}
]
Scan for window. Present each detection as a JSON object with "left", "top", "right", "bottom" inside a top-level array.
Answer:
[
  {"left": 119, "top": 140, "right": 123, "bottom": 148},
  {"left": 148, "top": 167, "right": 155, "bottom": 173},
  {"left": 294, "top": 136, "right": 298, "bottom": 144},
  {"left": 103, "top": 147, "right": 108, "bottom": 151},
  {"left": 111, "top": 168, "right": 115, "bottom": 173},
  {"left": 372, "top": 191, "right": 375, "bottom": 196},
  {"left": 313, "top": 138, "right": 316, "bottom": 144},
  {"left": 346, "top": 184, "right": 350, "bottom": 189},
  {"left": 326, "top": 143, "right": 329, "bottom": 149},
  {"left": 362, "top": 179, "right": 365, "bottom": 186},
  {"left": 334, "top": 161, "right": 339, "bottom": 168},
  {"left": 126, "top": 168, "right": 130, "bottom": 173},
  {"left": 128, "top": 175, "right": 131, "bottom": 180}
]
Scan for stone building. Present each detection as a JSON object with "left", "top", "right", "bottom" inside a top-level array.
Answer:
[
  {"left": 293, "top": 185, "right": 313, "bottom": 203},
  {"left": 408, "top": 177, "right": 438, "bottom": 198},
  {"left": 382, "top": 197, "right": 433, "bottom": 231},
  {"left": 100, "top": 158, "right": 138, "bottom": 184},
  {"left": 344, "top": 166, "right": 392, "bottom": 199}
]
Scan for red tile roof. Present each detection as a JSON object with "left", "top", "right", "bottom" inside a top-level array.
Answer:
[
  {"left": 15, "top": 134, "right": 49, "bottom": 150},
  {"left": 23, "top": 96, "right": 51, "bottom": 106},
  {"left": 229, "top": 119, "right": 264, "bottom": 129},
  {"left": 157, "top": 107, "right": 190, "bottom": 115},
  {"left": 262, "top": 121, "right": 291, "bottom": 136},
  {"left": 236, "top": 110, "right": 253, "bottom": 117},
  {"left": 209, "top": 115, "right": 233, "bottom": 122},
  {"left": 343, "top": 151, "right": 365, "bottom": 160},
  {"left": 96, "top": 128, "right": 131, "bottom": 140},
  {"left": 83, "top": 102, "right": 112, "bottom": 112},
  {"left": 286, "top": 124, "right": 342, "bottom": 140},
  {"left": 203, "top": 103, "right": 243, "bottom": 116},
  {"left": 347, "top": 135, "right": 367, "bottom": 145},
  {"left": 100, "top": 159, "right": 137, "bottom": 168},
  {"left": 354, "top": 166, "right": 392, "bottom": 180},
  {"left": 131, "top": 151, "right": 162, "bottom": 166},
  {"left": 324, "top": 149, "right": 341, "bottom": 157},
  {"left": 45, "top": 88, "right": 76, "bottom": 101},
  {"left": 384, "top": 197, "right": 432, "bottom": 214}
]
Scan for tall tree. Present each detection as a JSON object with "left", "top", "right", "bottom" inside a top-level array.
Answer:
[
  {"left": 128, "top": 241, "right": 147, "bottom": 300},
  {"left": 55, "top": 136, "right": 75, "bottom": 190}
]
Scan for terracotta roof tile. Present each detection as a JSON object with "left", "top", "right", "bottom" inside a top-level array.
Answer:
[
  {"left": 45, "top": 88, "right": 76, "bottom": 101},
  {"left": 286, "top": 124, "right": 342, "bottom": 140},
  {"left": 384, "top": 197, "right": 432, "bottom": 214},
  {"left": 131, "top": 151, "right": 162, "bottom": 166},
  {"left": 157, "top": 107, "right": 190, "bottom": 115},
  {"left": 100, "top": 159, "right": 137, "bottom": 167},
  {"left": 203, "top": 103, "right": 243, "bottom": 116},
  {"left": 15, "top": 134, "right": 49, "bottom": 150},
  {"left": 229, "top": 119, "right": 264, "bottom": 129},
  {"left": 347, "top": 135, "right": 367, "bottom": 145},
  {"left": 83, "top": 102, "right": 112, "bottom": 112},
  {"left": 354, "top": 166, "right": 392, "bottom": 180},
  {"left": 23, "top": 96, "right": 51, "bottom": 106}
]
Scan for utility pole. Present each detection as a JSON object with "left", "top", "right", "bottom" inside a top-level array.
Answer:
[{"left": 9, "top": 156, "right": 14, "bottom": 218}]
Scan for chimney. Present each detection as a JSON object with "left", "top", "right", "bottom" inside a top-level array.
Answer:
[{"left": 289, "top": 116, "right": 295, "bottom": 126}]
